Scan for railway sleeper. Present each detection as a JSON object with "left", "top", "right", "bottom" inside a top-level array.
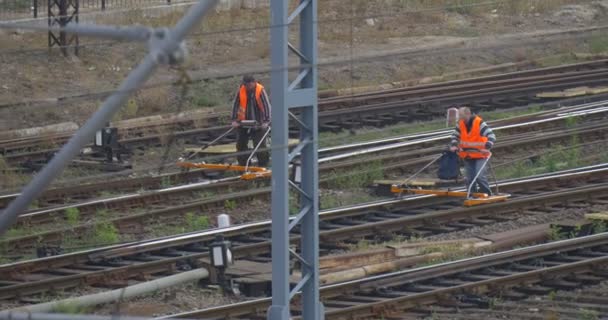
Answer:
[
  {"left": 513, "top": 284, "right": 555, "bottom": 295},
  {"left": 540, "top": 278, "right": 581, "bottom": 290}
]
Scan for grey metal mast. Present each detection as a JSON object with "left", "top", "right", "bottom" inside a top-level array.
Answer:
[{"left": 267, "top": 0, "right": 322, "bottom": 319}]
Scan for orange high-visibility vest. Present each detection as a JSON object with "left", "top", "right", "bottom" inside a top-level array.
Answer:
[
  {"left": 237, "top": 83, "right": 264, "bottom": 121},
  {"left": 458, "top": 116, "right": 489, "bottom": 159}
]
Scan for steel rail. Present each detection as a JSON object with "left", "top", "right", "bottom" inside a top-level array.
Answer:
[
  {"left": 2, "top": 100, "right": 606, "bottom": 211},
  {"left": 2, "top": 115, "right": 607, "bottom": 256},
  {"left": 4, "top": 117, "right": 607, "bottom": 244},
  {"left": 0, "top": 165, "right": 606, "bottom": 300},
  {"left": 4, "top": 66, "right": 608, "bottom": 164},
  {"left": 166, "top": 225, "right": 608, "bottom": 319}
]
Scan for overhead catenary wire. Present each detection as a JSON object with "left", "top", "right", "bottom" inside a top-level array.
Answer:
[{"left": 1, "top": 0, "right": 606, "bottom": 235}]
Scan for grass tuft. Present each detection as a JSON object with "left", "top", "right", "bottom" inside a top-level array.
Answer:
[
  {"left": 184, "top": 212, "right": 210, "bottom": 231},
  {"left": 65, "top": 207, "right": 80, "bottom": 227},
  {"left": 224, "top": 199, "right": 237, "bottom": 210},
  {"left": 92, "top": 221, "right": 120, "bottom": 245},
  {"left": 326, "top": 160, "right": 384, "bottom": 189}
]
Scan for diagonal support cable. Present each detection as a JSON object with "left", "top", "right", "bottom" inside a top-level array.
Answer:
[{"left": 0, "top": 0, "right": 219, "bottom": 236}]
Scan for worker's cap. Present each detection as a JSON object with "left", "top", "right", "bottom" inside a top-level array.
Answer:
[{"left": 242, "top": 75, "right": 255, "bottom": 84}]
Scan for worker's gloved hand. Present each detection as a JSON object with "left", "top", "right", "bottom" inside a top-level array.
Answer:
[
  {"left": 485, "top": 141, "right": 493, "bottom": 150},
  {"left": 231, "top": 121, "right": 239, "bottom": 128},
  {"left": 261, "top": 122, "right": 270, "bottom": 129},
  {"left": 449, "top": 146, "right": 458, "bottom": 152}
]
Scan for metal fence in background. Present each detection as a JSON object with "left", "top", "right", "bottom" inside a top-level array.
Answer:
[{"left": 0, "top": 0, "right": 172, "bottom": 19}]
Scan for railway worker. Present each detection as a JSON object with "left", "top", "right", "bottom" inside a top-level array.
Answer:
[
  {"left": 449, "top": 107, "right": 496, "bottom": 196},
  {"left": 231, "top": 75, "right": 272, "bottom": 167}
]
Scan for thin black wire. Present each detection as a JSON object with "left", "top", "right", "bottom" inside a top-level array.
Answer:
[
  {"left": 1, "top": 0, "right": 606, "bottom": 186},
  {"left": 0, "top": 0, "right": 509, "bottom": 55},
  {"left": 0, "top": 27, "right": 603, "bottom": 111},
  {"left": 156, "top": 67, "right": 191, "bottom": 174},
  {"left": 6, "top": 0, "right": 503, "bottom": 35},
  {"left": 348, "top": 0, "right": 355, "bottom": 134}
]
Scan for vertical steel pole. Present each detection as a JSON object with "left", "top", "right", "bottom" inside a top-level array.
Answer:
[
  {"left": 299, "top": 0, "right": 322, "bottom": 318},
  {"left": 268, "top": 0, "right": 290, "bottom": 318},
  {"left": 268, "top": 0, "right": 321, "bottom": 319}
]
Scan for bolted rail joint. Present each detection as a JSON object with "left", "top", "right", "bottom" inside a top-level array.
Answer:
[{"left": 149, "top": 28, "right": 188, "bottom": 65}]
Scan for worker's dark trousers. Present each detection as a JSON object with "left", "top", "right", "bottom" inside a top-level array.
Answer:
[
  {"left": 236, "top": 127, "right": 269, "bottom": 167},
  {"left": 463, "top": 158, "right": 492, "bottom": 196}
]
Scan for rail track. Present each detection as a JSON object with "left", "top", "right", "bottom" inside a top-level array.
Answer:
[
  {"left": 3, "top": 59, "right": 608, "bottom": 164},
  {"left": 0, "top": 165, "right": 606, "bottom": 301},
  {"left": 403, "top": 284, "right": 608, "bottom": 319},
  {"left": 2, "top": 99, "right": 607, "bottom": 210},
  {"left": 2, "top": 102, "right": 606, "bottom": 252},
  {"left": 168, "top": 230, "right": 608, "bottom": 319}
]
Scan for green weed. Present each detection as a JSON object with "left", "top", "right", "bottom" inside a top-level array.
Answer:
[
  {"left": 224, "top": 199, "right": 237, "bottom": 210},
  {"left": 537, "top": 53, "right": 581, "bottom": 68},
  {"left": 92, "top": 222, "right": 119, "bottom": 245},
  {"left": 592, "top": 220, "right": 608, "bottom": 234},
  {"left": 482, "top": 105, "right": 543, "bottom": 121},
  {"left": 114, "top": 99, "right": 138, "bottom": 121},
  {"left": 3, "top": 227, "right": 28, "bottom": 239},
  {"left": 564, "top": 116, "right": 579, "bottom": 128},
  {"left": 319, "top": 105, "right": 545, "bottom": 149},
  {"left": 579, "top": 308, "right": 599, "bottom": 320},
  {"left": 548, "top": 225, "right": 569, "bottom": 241},
  {"left": 98, "top": 190, "right": 115, "bottom": 198},
  {"left": 29, "top": 200, "right": 39, "bottom": 209},
  {"left": 320, "top": 193, "right": 342, "bottom": 210},
  {"left": 197, "top": 191, "right": 216, "bottom": 199},
  {"left": 445, "top": 0, "right": 486, "bottom": 15},
  {"left": 194, "top": 95, "right": 221, "bottom": 108},
  {"left": 53, "top": 302, "right": 89, "bottom": 314},
  {"left": 495, "top": 160, "right": 535, "bottom": 179},
  {"left": 289, "top": 193, "right": 300, "bottom": 216},
  {"left": 326, "top": 160, "right": 384, "bottom": 189},
  {"left": 488, "top": 297, "right": 501, "bottom": 309},
  {"left": 589, "top": 35, "right": 608, "bottom": 54},
  {"left": 319, "top": 121, "right": 445, "bottom": 148},
  {"left": 65, "top": 207, "right": 80, "bottom": 226},
  {"left": 496, "top": 139, "right": 586, "bottom": 179},
  {"left": 354, "top": 239, "right": 372, "bottom": 250},
  {"left": 160, "top": 176, "right": 173, "bottom": 188},
  {"left": 185, "top": 212, "right": 210, "bottom": 231},
  {"left": 190, "top": 79, "right": 232, "bottom": 109},
  {"left": 320, "top": 190, "right": 378, "bottom": 210}
]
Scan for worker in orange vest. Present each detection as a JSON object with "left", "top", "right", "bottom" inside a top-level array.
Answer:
[
  {"left": 231, "top": 75, "right": 272, "bottom": 167},
  {"left": 449, "top": 107, "right": 496, "bottom": 195}
]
